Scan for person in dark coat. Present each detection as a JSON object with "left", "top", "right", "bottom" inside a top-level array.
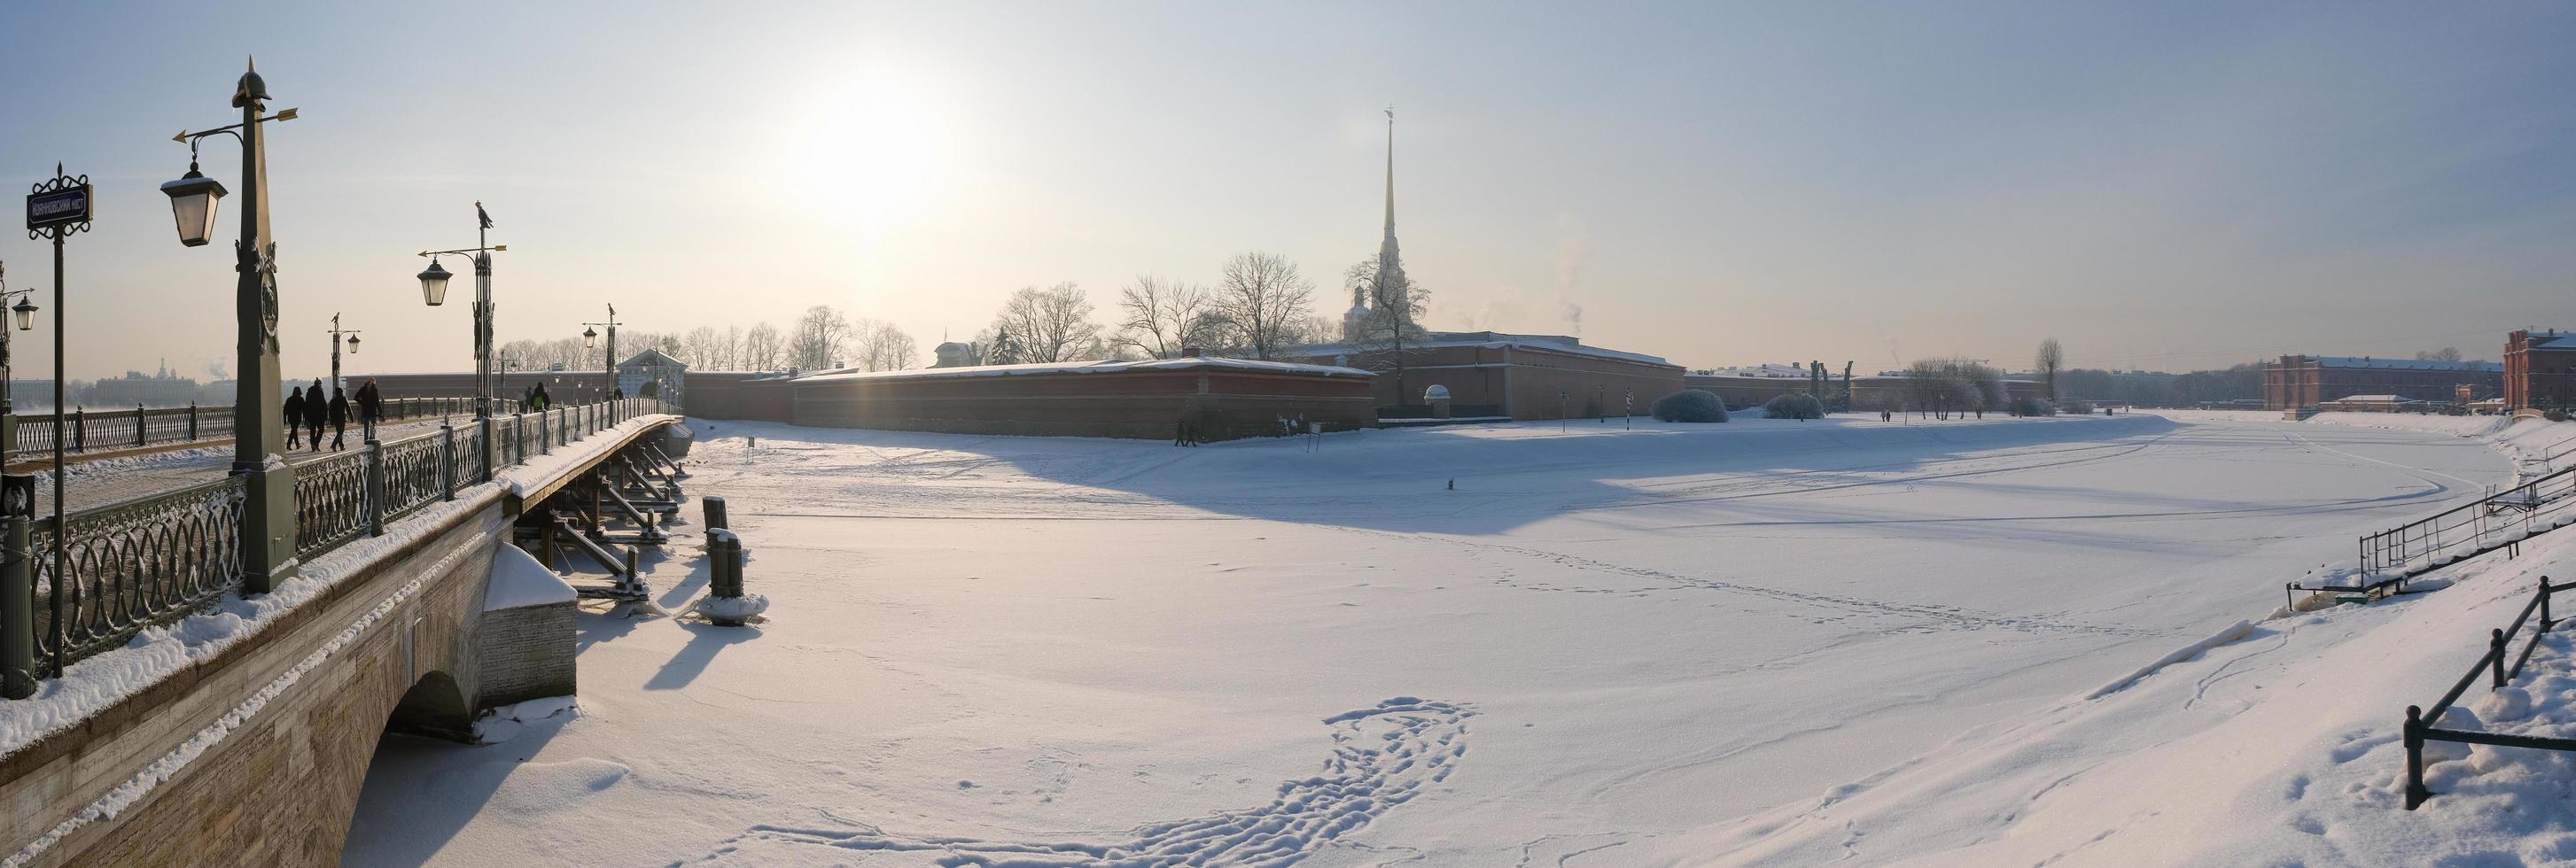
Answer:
[
  {"left": 305, "top": 379, "right": 327, "bottom": 450},
  {"left": 532, "top": 382, "right": 551, "bottom": 411},
  {"left": 284, "top": 387, "right": 306, "bottom": 450},
  {"left": 327, "top": 389, "right": 350, "bottom": 451},
  {"left": 355, "top": 378, "right": 382, "bottom": 441}
]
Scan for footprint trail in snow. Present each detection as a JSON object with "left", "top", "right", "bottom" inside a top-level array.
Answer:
[{"left": 692, "top": 697, "right": 1474, "bottom": 866}]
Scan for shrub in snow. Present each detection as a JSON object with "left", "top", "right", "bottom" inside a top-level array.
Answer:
[
  {"left": 1650, "top": 390, "right": 1728, "bottom": 422},
  {"left": 2010, "top": 397, "right": 2057, "bottom": 416},
  {"left": 2060, "top": 399, "right": 2095, "bottom": 415},
  {"left": 2551, "top": 409, "right": 2572, "bottom": 422},
  {"left": 1763, "top": 393, "right": 1825, "bottom": 421}
]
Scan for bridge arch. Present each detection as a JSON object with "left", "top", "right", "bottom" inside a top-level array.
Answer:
[{"left": 388, "top": 670, "right": 474, "bottom": 743}]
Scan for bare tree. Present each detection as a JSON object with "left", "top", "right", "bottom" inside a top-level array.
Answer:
[
  {"left": 743, "top": 322, "right": 784, "bottom": 370},
  {"left": 1214, "top": 252, "right": 1314, "bottom": 360},
  {"left": 1113, "top": 275, "right": 1224, "bottom": 359},
  {"left": 718, "top": 325, "right": 744, "bottom": 370},
  {"left": 849, "top": 319, "right": 921, "bottom": 372},
  {"left": 1345, "top": 257, "right": 1434, "bottom": 405},
  {"left": 681, "top": 327, "right": 721, "bottom": 368},
  {"left": 2416, "top": 347, "right": 2463, "bottom": 362},
  {"left": 989, "top": 283, "right": 1101, "bottom": 364},
  {"left": 2035, "top": 337, "right": 2065, "bottom": 400}
]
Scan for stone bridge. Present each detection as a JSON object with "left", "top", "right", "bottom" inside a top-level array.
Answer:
[{"left": 0, "top": 399, "right": 689, "bottom": 867}]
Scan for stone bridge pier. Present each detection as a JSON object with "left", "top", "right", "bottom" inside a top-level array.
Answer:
[{"left": 0, "top": 416, "right": 685, "bottom": 867}]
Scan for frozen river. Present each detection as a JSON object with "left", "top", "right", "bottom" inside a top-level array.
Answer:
[{"left": 343, "top": 412, "right": 2511, "bottom": 866}]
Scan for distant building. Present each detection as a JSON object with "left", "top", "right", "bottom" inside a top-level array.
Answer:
[
  {"left": 2316, "top": 394, "right": 2425, "bottom": 413},
  {"left": 82, "top": 363, "right": 200, "bottom": 408},
  {"left": 617, "top": 350, "right": 686, "bottom": 402},
  {"left": 932, "top": 342, "right": 977, "bottom": 368},
  {"left": 2262, "top": 355, "right": 2502, "bottom": 411},
  {"left": 2504, "top": 329, "right": 2576, "bottom": 410}
]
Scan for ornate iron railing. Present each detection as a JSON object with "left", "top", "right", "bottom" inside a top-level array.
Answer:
[
  {"left": 31, "top": 476, "right": 247, "bottom": 675},
  {"left": 0, "top": 397, "right": 518, "bottom": 461},
  {"left": 1, "top": 397, "right": 675, "bottom": 694},
  {"left": 293, "top": 450, "right": 370, "bottom": 558},
  {"left": 379, "top": 431, "right": 447, "bottom": 522}
]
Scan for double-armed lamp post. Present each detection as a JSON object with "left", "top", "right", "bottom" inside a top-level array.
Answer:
[
  {"left": 159, "top": 58, "right": 302, "bottom": 593},
  {"left": 414, "top": 203, "right": 504, "bottom": 418},
  {"left": 583, "top": 305, "right": 619, "bottom": 401}
]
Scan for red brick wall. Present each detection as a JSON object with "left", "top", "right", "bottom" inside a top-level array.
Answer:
[{"left": 686, "top": 367, "right": 1375, "bottom": 440}]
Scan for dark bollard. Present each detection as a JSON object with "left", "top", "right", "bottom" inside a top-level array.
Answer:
[
  {"left": 1, "top": 475, "right": 35, "bottom": 699},
  {"left": 703, "top": 495, "right": 728, "bottom": 531},
  {"left": 2404, "top": 705, "right": 2428, "bottom": 810},
  {"left": 709, "top": 530, "right": 743, "bottom": 598}
]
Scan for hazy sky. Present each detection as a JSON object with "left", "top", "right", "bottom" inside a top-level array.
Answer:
[{"left": 4, "top": 2, "right": 2574, "bottom": 383}]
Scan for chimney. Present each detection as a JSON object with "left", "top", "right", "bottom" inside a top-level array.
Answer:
[{"left": 1181, "top": 345, "right": 1203, "bottom": 358}]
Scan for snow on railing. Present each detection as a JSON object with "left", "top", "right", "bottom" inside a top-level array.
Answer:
[
  {"left": 2403, "top": 575, "right": 2576, "bottom": 810},
  {"left": 2350, "top": 462, "right": 2576, "bottom": 585},
  {"left": 0, "top": 397, "right": 675, "bottom": 698}
]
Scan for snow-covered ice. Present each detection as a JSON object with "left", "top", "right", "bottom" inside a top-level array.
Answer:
[{"left": 341, "top": 411, "right": 2575, "bottom": 866}]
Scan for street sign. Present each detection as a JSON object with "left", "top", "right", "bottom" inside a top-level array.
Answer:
[{"left": 26, "top": 184, "right": 91, "bottom": 231}]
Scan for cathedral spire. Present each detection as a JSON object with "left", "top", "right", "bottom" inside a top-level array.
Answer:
[{"left": 1382, "top": 106, "right": 1396, "bottom": 236}]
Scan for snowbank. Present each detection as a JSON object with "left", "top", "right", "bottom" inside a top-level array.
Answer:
[{"left": 484, "top": 542, "right": 576, "bottom": 610}]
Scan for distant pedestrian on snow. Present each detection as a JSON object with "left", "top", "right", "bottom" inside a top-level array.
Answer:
[
  {"left": 356, "top": 378, "right": 382, "bottom": 440},
  {"left": 284, "top": 387, "right": 306, "bottom": 449},
  {"left": 327, "top": 389, "right": 350, "bottom": 451},
  {"left": 305, "top": 379, "right": 327, "bottom": 450}
]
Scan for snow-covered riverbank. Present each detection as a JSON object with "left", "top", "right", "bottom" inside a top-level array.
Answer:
[{"left": 343, "top": 412, "right": 2528, "bottom": 865}]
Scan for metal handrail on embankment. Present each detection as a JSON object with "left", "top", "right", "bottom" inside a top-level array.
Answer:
[
  {"left": 2301, "top": 463, "right": 2576, "bottom": 602},
  {"left": 0, "top": 397, "right": 674, "bottom": 698},
  {"left": 2402, "top": 575, "right": 2576, "bottom": 810}
]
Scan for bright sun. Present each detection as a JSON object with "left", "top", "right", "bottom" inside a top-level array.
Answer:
[{"left": 773, "top": 75, "right": 954, "bottom": 230}]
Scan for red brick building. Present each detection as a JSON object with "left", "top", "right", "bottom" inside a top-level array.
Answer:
[
  {"left": 2505, "top": 330, "right": 2576, "bottom": 410},
  {"left": 2261, "top": 355, "right": 2502, "bottom": 411},
  {"left": 1284, "top": 332, "right": 1686, "bottom": 420}
]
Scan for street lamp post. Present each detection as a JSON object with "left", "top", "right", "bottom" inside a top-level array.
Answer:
[
  {"left": 414, "top": 203, "right": 503, "bottom": 418},
  {"left": 163, "top": 58, "right": 302, "bottom": 594},
  {"left": 0, "top": 264, "right": 38, "bottom": 460},
  {"left": 583, "top": 305, "right": 619, "bottom": 401},
  {"left": 327, "top": 313, "right": 360, "bottom": 399}
]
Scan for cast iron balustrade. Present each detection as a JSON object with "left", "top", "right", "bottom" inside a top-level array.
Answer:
[
  {"left": 0, "top": 396, "right": 675, "bottom": 693},
  {"left": 29, "top": 476, "right": 247, "bottom": 678},
  {"left": 293, "top": 449, "right": 371, "bottom": 558}
]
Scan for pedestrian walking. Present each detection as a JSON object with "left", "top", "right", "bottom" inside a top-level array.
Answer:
[
  {"left": 284, "top": 387, "right": 306, "bottom": 450},
  {"left": 305, "top": 379, "right": 327, "bottom": 450},
  {"left": 533, "top": 382, "right": 551, "bottom": 411},
  {"left": 327, "top": 388, "right": 350, "bottom": 451},
  {"left": 356, "top": 378, "right": 381, "bottom": 441}
]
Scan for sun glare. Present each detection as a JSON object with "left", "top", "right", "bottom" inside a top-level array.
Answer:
[{"left": 772, "top": 75, "right": 954, "bottom": 231}]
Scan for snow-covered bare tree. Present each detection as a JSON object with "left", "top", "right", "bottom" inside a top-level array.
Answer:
[
  {"left": 1214, "top": 252, "right": 1313, "bottom": 360},
  {"left": 988, "top": 283, "right": 1101, "bottom": 364},
  {"left": 1113, "top": 276, "right": 1225, "bottom": 359}
]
